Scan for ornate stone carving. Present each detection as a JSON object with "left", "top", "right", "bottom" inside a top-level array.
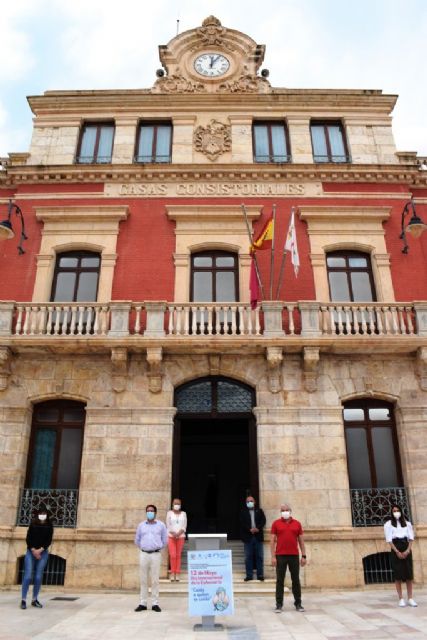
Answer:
[
  {"left": 194, "top": 119, "right": 231, "bottom": 160},
  {"left": 152, "top": 71, "right": 207, "bottom": 94},
  {"left": 147, "top": 347, "right": 163, "bottom": 394},
  {"left": 416, "top": 347, "right": 427, "bottom": 391},
  {"left": 218, "top": 68, "right": 271, "bottom": 94},
  {"left": 0, "top": 347, "right": 12, "bottom": 391},
  {"left": 303, "top": 347, "right": 320, "bottom": 393},
  {"left": 266, "top": 347, "right": 283, "bottom": 394},
  {"left": 195, "top": 16, "right": 234, "bottom": 51},
  {"left": 111, "top": 347, "right": 128, "bottom": 393}
]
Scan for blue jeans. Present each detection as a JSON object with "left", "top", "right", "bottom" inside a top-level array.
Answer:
[
  {"left": 21, "top": 549, "right": 49, "bottom": 601},
  {"left": 244, "top": 537, "right": 264, "bottom": 579}
]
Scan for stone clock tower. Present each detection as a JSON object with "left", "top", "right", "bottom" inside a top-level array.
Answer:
[{"left": 152, "top": 15, "right": 271, "bottom": 94}]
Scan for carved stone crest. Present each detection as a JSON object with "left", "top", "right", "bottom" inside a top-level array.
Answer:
[
  {"left": 153, "top": 71, "right": 207, "bottom": 94},
  {"left": 195, "top": 16, "right": 234, "bottom": 51},
  {"left": 194, "top": 119, "right": 231, "bottom": 160}
]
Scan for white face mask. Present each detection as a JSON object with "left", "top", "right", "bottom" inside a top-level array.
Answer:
[
  {"left": 173, "top": 504, "right": 181, "bottom": 511},
  {"left": 38, "top": 514, "right": 47, "bottom": 522},
  {"left": 393, "top": 512, "right": 401, "bottom": 520},
  {"left": 281, "top": 511, "right": 291, "bottom": 519}
]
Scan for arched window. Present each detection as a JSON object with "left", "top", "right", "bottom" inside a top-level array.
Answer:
[
  {"left": 51, "top": 251, "right": 101, "bottom": 302},
  {"left": 17, "top": 400, "right": 86, "bottom": 528},
  {"left": 191, "top": 251, "right": 239, "bottom": 302},
  {"left": 327, "top": 250, "right": 376, "bottom": 302},
  {"left": 343, "top": 399, "right": 409, "bottom": 527}
]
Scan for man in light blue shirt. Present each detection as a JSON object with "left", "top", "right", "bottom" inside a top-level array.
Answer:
[{"left": 134, "top": 504, "right": 168, "bottom": 612}]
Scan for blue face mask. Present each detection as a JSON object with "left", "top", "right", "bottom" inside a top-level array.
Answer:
[
  {"left": 146, "top": 511, "right": 156, "bottom": 521},
  {"left": 246, "top": 502, "right": 254, "bottom": 509}
]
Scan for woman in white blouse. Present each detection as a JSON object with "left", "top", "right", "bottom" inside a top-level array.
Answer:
[
  {"left": 384, "top": 504, "right": 417, "bottom": 607},
  {"left": 166, "top": 498, "right": 187, "bottom": 582}
]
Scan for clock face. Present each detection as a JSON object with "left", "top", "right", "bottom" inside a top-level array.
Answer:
[{"left": 194, "top": 53, "right": 230, "bottom": 77}]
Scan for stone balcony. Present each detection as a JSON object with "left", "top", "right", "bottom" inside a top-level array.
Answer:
[{"left": 1, "top": 300, "right": 427, "bottom": 359}]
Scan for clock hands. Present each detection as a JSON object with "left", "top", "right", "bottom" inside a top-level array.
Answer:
[{"left": 210, "top": 55, "right": 220, "bottom": 68}]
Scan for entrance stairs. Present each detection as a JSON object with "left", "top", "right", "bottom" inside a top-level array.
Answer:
[{"left": 161, "top": 540, "right": 276, "bottom": 594}]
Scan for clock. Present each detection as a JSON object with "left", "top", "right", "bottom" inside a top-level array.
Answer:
[{"left": 194, "top": 53, "right": 230, "bottom": 77}]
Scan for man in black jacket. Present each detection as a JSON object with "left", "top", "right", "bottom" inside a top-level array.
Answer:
[{"left": 239, "top": 495, "right": 266, "bottom": 581}]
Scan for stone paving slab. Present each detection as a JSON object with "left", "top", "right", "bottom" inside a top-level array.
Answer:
[{"left": 0, "top": 588, "right": 426, "bottom": 639}]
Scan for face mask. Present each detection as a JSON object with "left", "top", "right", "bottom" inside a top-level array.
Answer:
[
  {"left": 146, "top": 512, "right": 156, "bottom": 521},
  {"left": 281, "top": 511, "right": 291, "bottom": 519},
  {"left": 38, "top": 514, "right": 47, "bottom": 522},
  {"left": 173, "top": 504, "right": 181, "bottom": 511},
  {"left": 246, "top": 502, "right": 254, "bottom": 509},
  {"left": 393, "top": 512, "right": 401, "bottom": 520}
]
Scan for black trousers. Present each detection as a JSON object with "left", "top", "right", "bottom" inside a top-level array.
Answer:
[{"left": 275, "top": 555, "right": 301, "bottom": 607}]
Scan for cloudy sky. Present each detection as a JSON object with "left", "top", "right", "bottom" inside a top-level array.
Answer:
[{"left": 1, "top": 0, "right": 426, "bottom": 157}]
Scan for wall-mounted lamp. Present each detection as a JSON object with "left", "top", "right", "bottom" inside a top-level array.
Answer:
[
  {"left": 0, "top": 199, "right": 28, "bottom": 254},
  {"left": 400, "top": 198, "right": 426, "bottom": 254}
]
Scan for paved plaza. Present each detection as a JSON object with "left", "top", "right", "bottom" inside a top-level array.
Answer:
[{"left": 0, "top": 586, "right": 426, "bottom": 640}]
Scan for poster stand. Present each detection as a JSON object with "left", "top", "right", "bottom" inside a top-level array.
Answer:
[{"left": 188, "top": 533, "right": 228, "bottom": 632}]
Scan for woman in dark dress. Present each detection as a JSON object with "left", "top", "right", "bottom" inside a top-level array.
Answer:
[
  {"left": 21, "top": 505, "right": 53, "bottom": 609},
  {"left": 384, "top": 504, "right": 417, "bottom": 607}
]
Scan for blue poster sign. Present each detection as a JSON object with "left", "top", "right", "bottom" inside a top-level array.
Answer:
[{"left": 187, "top": 549, "right": 234, "bottom": 617}]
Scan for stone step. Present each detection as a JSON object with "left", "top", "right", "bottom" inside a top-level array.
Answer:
[{"left": 159, "top": 578, "right": 280, "bottom": 595}]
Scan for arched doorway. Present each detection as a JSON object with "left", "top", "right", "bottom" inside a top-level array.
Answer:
[{"left": 172, "top": 376, "right": 258, "bottom": 539}]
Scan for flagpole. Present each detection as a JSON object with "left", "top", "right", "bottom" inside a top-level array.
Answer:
[
  {"left": 269, "top": 204, "right": 276, "bottom": 300},
  {"left": 241, "top": 204, "right": 264, "bottom": 297},
  {"left": 275, "top": 206, "right": 294, "bottom": 299}
]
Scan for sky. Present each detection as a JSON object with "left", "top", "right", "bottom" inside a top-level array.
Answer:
[{"left": 1, "top": 0, "right": 427, "bottom": 158}]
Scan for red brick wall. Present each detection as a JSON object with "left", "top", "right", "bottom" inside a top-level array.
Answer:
[{"left": 1, "top": 186, "right": 427, "bottom": 303}]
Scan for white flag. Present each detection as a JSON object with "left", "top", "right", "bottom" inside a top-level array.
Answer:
[{"left": 285, "top": 209, "right": 299, "bottom": 276}]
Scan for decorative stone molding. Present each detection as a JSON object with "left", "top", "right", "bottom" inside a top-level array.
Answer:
[
  {"left": 218, "top": 69, "right": 271, "bottom": 94},
  {"left": 416, "top": 347, "right": 427, "bottom": 391},
  {"left": 0, "top": 347, "right": 12, "bottom": 391},
  {"left": 111, "top": 347, "right": 128, "bottom": 393},
  {"left": 266, "top": 347, "right": 283, "bottom": 394},
  {"left": 194, "top": 120, "right": 231, "bottom": 161},
  {"left": 147, "top": 347, "right": 163, "bottom": 394},
  {"left": 303, "top": 347, "right": 320, "bottom": 393},
  {"left": 152, "top": 71, "right": 207, "bottom": 94}
]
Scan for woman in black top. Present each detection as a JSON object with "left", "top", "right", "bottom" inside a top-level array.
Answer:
[{"left": 21, "top": 506, "right": 53, "bottom": 609}]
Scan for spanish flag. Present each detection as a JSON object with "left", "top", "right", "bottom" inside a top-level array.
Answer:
[{"left": 250, "top": 215, "right": 274, "bottom": 253}]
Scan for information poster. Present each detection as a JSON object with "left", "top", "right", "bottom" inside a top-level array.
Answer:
[{"left": 187, "top": 549, "right": 234, "bottom": 617}]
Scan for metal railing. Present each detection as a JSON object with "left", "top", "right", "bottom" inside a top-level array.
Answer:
[
  {"left": 313, "top": 154, "right": 351, "bottom": 163},
  {"left": 363, "top": 552, "right": 393, "bottom": 584},
  {"left": 350, "top": 487, "right": 411, "bottom": 527},
  {"left": 319, "top": 303, "right": 415, "bottom": 336},
  {"left": 76, "top": 155, "right": 112, "bottom": 164},
  {"left": 17, "top": 488, "right": 79, "bottom": 528}
]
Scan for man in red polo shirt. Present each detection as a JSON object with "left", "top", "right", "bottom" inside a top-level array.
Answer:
[{"left": 270, "top": 503, "right": 307, "bottom": 612}]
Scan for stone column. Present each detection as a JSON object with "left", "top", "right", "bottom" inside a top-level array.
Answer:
[
  {"left": 0, "top": 302, "right": 14, "bottom": 335},
  {"left": 109, "top": 302, "right": 131, "bottom": 337},
  {"left": 144, "top": 302, "right": 166, "bottom": 337},
  {"left": 262, "top": 301, "right": 284, "bottom": 337},
  {"left": 111, "top": 118, "right": 138, "bottom": 164},
  {"left": 299, "top": 301, "right": 321, "bottom": 337},
  {"left": 414, "top": 302, "right": 427, "bottom": 336}
]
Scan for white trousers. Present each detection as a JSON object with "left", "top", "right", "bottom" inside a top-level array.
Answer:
[{"left": 139, "top": 551, "right": 162, "bottom": 606}]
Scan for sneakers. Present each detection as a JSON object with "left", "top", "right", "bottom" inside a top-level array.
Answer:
[
  {"left": 31, "top": 600, "right": 43, "bottom": 608},
  {"left": 408, "top": 598, "right": 418, "bottom": 607},
  {"left": 295, "top": 604, "right": 305, "bottom": 612},
  {"left": 134, "top": 604, "right": 147, "bottom": 612},
  {"left": 152, "top": 605, "right": 161, "bottom": 612},
  {"left": 398, "top": 598, "right": 406, "bottom": 607},
  {"left": 20, "top": 600, "right": 26, "bottom": 610},
  {"left": 274, "top": 605, "right": 283, "bottom": 613}
]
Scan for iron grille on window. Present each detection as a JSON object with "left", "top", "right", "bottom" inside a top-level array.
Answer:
[
  {"left": 350, "top": 487, "right": 411, "bottom": 527},
  {"left": 17, "top": 554, "right": 66, "bottom": 586},
  {"left": 17, "top": 488, "right": 79, "bottom": 528},
  {"left": 175, "top": 378, "right": 253, "bottom": 414},
  {"left": 363, "top": 552, "right": 394, "bottom": 584}
]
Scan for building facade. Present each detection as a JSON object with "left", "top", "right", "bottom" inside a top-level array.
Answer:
[{"left": 1, "top": 16, "right": 427, "bottom": 589}]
